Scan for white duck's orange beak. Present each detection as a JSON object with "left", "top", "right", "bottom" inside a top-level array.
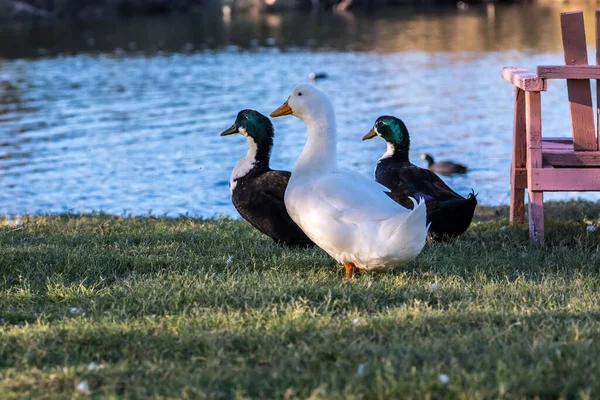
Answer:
[{"left": 270, "top": 97, "right": 293, "bottom": 117}]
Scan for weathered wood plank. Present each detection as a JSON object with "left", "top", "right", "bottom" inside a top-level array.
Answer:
[
  {"left": 510, "top": 87, "right": 527, "bottom": 224},
  {"left": 542, "top": 139, "right": 573, "bottom": 151},
  {"left": 537, "top": 65, "right": 600, "bottom": 79},
  {"left": 542, "top": 151, "right": 600, "bottom": 166},
  {"left": 526, "top": 91, "right": 544, "bottom": 243},
  {"left": 561, "top": 11, "right": 597, "bottom": 151},
  {"left": 562, "top": 11, "right": 589, "bottom": 64},
  {"left": 513, "top": 168, "right": 527, "bottom": 189},
  {"left": 543, "top": 137, "right": 575, "bottom": 143},
  {"left": 530, "top": 168, "right": 600, "bottom": 191},
  {"left": 501, "top": 67, "right": 547, "bottom": 92}
]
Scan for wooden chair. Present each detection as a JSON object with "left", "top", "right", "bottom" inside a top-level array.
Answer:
[{"left": 503, "top": 10, "right": 600, "bottom": 243}]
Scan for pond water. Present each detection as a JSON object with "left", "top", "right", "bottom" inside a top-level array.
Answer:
[{"left": 1, "top": 3, "right": 600, "bottom": 217}]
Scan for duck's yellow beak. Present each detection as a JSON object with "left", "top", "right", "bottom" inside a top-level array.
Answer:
[
  {"left": 220, "top": 124, "right": 238, "bottom": 136},
  {"left": 362, "top": 128, "right": 377, "bottom": 141},
  {"left": 270, "top": 98, "right": 293, "bottom": 118}
]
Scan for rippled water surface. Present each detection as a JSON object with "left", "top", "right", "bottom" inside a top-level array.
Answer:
[{"left": 2, "top": 4, "right": 600, "bottom": 217}]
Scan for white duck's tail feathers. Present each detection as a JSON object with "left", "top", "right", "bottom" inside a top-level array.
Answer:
[
  {"left": 421, "top": 197, "right": 432, "bottom": 233},
  {"left": 409, "top": 196, "right": 422, "bottom": 210},
  {"left": 383, "top": 196, "right": 428, "bottom": 238}
]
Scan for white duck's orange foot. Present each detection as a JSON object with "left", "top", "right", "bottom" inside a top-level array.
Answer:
[{"left": 344, "top": 263, "right": 366, "bottom": 280}]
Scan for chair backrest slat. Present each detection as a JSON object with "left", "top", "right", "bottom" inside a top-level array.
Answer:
[{"left": 561, "top": 11, "right": 597, "bottom": 151}]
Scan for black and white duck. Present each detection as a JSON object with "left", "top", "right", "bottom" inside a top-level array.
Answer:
[
  {"left": 363, "top": 116, "right": 477, "bottom": 240},
  {"left": 221, "top": 109, "right": 314, "bottom": 247}
]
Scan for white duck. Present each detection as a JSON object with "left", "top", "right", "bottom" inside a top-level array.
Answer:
[{"left": 270, "top": 84, "right": 428, "bottom": 279}]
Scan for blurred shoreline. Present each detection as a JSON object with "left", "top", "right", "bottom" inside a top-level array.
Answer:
[{"left": 0, "top": 0, "right": 526, "bottom": 21}]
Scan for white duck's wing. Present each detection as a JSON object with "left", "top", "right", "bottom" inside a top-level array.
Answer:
[
  {"left": 287, "top": 170, "right": 413, "bottom": 242},
  {"left": 311, "top": 169, "right": 412, "bottom": 224}
]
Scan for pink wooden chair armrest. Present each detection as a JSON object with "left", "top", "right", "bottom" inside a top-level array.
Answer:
[
  {"left": 537, "top": 65, "right": 600, "bottom": 79},
  {"left": 502, "top": 67, "right": 547, "bottom": 92}
]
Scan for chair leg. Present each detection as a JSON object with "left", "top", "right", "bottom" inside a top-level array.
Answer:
[
  {"left": 525, "top": 91, "right": 543, "bottom": 243},
  {"left": 527, "top": 190, "right": 544, "bottom": 243},
  {"left": 510, "top": 164, "right": 525, "bottom": 225},
  {"left": 510, "top": 87, "right": 527, "bottom": 225}
]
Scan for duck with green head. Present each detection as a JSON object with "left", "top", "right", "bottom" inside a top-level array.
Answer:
[
  {"left": 363, "top": 116, "right": 477, "bottom": 240},
  {"left": 221, "top": 109, "right": 314, "bottom": 247}
]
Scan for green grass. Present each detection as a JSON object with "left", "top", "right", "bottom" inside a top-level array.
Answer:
[{"left": 1, "top": 201, "right": 600, "bottom": 399}]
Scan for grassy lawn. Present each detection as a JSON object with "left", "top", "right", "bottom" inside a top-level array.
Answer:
[{"left": 1, "top": 201, "right": 600, "bottom": 399}]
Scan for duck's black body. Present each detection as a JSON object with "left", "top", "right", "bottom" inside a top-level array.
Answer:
[
  {"left": 231, "top": 167, "right": 313, "bottom": 247},
  {"left": 376, "top": 156, "right": 477, "bottom": 240},
  {"left": 222, "top": 110, "right": 314, "bottom": 247},
  {"left": 364, "top": 116, "right": 477, "bottom": 241}
]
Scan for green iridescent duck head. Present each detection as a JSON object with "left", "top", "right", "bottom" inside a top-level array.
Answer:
[
  {"left": 221, "top": 109, "right": 274, "bottom": 146},
  {"left": 221, "top": 109, "right": 275, "bottom": 168},
  {"left": 363, "top": 116, "right": 410, "bottom": 147}
]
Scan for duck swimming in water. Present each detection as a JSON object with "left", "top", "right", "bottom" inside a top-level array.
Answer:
[
  {"left": 270, "top": 85, "right": 428, "bottom": 279},
  {"left": 221, "top": 110, "right": 314, "bottom": 247},
  {"left": 421, "top": 153, "right": 468, "bottom": 175},
  {"left": 363, "top": 116, "right": 477, "bottom": 240}
]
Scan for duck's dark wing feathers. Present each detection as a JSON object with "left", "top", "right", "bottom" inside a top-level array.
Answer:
[
  {"left": 376, "top": 160, "right": 477, "bottom": 239},
  {"left": 377, "top": 161, "right": 462, "bottom": 203},
  {"left": 232, "top": 170, "right": 314, "bottom": 247}
]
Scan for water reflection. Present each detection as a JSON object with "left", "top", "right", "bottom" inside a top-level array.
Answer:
[
  {"left": 0, "top": 4, "right": 599, "bottom": 217},
  {"left": 2, "top": 4, "right": 598, "bottom": 58}
]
